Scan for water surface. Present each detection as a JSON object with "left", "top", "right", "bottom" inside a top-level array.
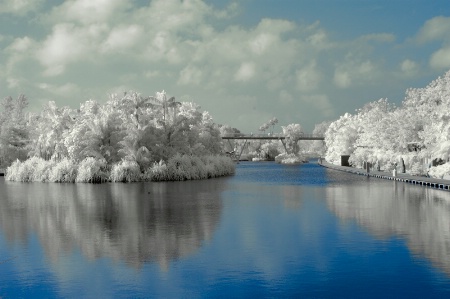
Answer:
[{"left": 1, "top": 162, "right": 450, "bottom": 298}]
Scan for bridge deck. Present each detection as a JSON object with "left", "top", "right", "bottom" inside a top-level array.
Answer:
[{"left": 221, "top": 134, "right": 324, "bottom": 140}]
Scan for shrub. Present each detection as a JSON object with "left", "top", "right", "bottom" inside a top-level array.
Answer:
[
  {"left": 275, "top": 153, "right": 306, "bottom": 164},
  {"left": 5, "top": 159, "right": 23, "bottom": 182},
  {"left": 428, "top": 162, "right": 450, "bottom": 179},
  {"left": 76, "top": 157, "right": 108, "bottom": 183},
  {"left": 147, "top": 154, "right": 234, "bottom": 181},
  {"left": 189, "top": 155, "right": 208, "bottom": 180},
  {"left": 143, "top": 160, "right": 169, "bottom": 181},
  {"left": 6, "top": 154, "right": 235, "bottom": 183},
  {"left": 167, "top": 153, "right": 193, "bottom": 181},
  {"left": 200, "top": 155, "right": 235, "bottom": 178},
  {"left": 33, "top": 158, "right": 54, "bottom": 182},
  {"left": 5, "top": 156, "right": 52, "bottom": 182},
  {"left": 49, "top": 158, "right": 77, "bottom": 183},
  {"left": 110, "top": 160, "right": 141, "bottom": 182}
]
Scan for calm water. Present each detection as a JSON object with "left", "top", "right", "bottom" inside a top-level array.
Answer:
[{"left": 1, "top": 161, "right": 450, "bottom": 298}]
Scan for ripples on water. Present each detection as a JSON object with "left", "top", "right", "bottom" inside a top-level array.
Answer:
[{"left": 1, "top": 161, "right": 450, "bottom": 298}]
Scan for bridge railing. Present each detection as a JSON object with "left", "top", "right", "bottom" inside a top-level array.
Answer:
[{"left": 221, "top": 133, "right": 324, "bottom": 139}]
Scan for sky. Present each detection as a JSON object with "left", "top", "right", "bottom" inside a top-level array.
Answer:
[{"left": 1, "top": 0, "right": 450, "bottom": 132}]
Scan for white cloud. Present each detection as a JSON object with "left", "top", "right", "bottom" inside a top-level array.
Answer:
[
  {"left": 296, "top": 61, "right": 321, "bottom": 92},
  {"left": 400, "top": 59, "right": 418, "bottom": 76},
  {"left": 358, "top": 61, "right": 374, "bottom": 74},
  {"left": 301, "top": 94, "right": 334, "bottom": 117},
  {"left": 333, "top": 70, "right": 351, "bottom": 88},
  {"left": 279, "top": 90, "right": 294, "bottom": 104},
  {"left": 7, "top": 36, "right": 34, "bottom": 52},
  {"left": 305, "top": 21, "right": 332, "bottom": 50},
  {"left": 178, "top": 65, "right": 203, "bottom": 85},
  {"left": 7, "top": 77, "right": 20, "bottom": 89},
  {"left": 430, "top": 47, "right": 450, "bottom": 70},
  {"left": 137, "top": 0, "right": 212, "bottom": 34},
  {"left": 360, "top": 33, "right": 395, "bottom": 43},
  {"left": 416, "top": 16, "right": 450, "bottom": 43},
  {"left": 46, "top": 0, "right": 127, "bottom": 25},
  {"left": 235, "top": 62, "right": 256, "bottom": 82},
  {"left": 101, "top": 25, "right": 143, "bottom": 53},
  {"left": 308, "top": 30, "right": 329, "bottom": 49},
  {"left": 0, "top": 0, "right": 44, "bottom": 15},
  {"left": 249, "top": 33, "right": 275, "bottom": 55},
  {"left": 4, "top": 37, "right": 37, "bottom": 88},
  {"left": 333, "top": 60, "right": 375, "bottom": 88},
  {"left": 37, "top": 82, "right": 80, "bottom": 96},
  {"left": 36, "top": 23, "right": 104, "bottom": 76}
]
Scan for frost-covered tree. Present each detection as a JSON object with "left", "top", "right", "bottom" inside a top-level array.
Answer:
[
  {"left": 281, "top": 123, "right": 304, "bottom": 154},
  {"left": 324, "top": 113, "right": 359, "bottom": 165},
  {"left": 406, "top": 71, "right": 450, "bottom": 161},
  {"left": 349, "top": 99, "right": 396, "bottom": 167},
  {"left": 307, "top": 121, "right": 331, "bottom": 157},
  {"left": 64, "top": 100, "right": 123, "bottom": 164},
  {"left": 323, "top": 69, "right": 450, "bottom": 174},
  {"left": 0, "top": 95, "right": 29, "bottom": 167},
  {"left": 28, "top": 101, "right": 73, "bottom": 161}
]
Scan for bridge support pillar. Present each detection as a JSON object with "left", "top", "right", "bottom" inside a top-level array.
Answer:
[{"left": 236, "top": 140, "right": 248, "bottom": 162}]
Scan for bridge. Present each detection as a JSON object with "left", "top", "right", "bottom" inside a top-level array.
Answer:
[
  {"left": 221, "top": 133, "right": 324, "bottom": 140},
  {"left": 221, "top": 133, "right": 324, "bottom": 161}
]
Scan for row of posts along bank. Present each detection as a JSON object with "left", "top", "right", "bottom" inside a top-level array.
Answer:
[{"left": 319, "top": 158, "right": 450, "bottom": 192}]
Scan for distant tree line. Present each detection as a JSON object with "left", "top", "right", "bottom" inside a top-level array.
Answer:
[{"left": 324, "top": 70, "right": 450, "bottom": 178}]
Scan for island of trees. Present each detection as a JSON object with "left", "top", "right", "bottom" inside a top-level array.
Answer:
[{"left": 1, "top": 91, "right": 234, "bottom": 182}]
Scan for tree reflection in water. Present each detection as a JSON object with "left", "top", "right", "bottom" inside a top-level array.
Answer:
[
  {"left": 0, "top": 178, "right": 225, "bottom": 269},
  {"left": 326, "top": 179, "right": 450, "bottom": 276}
]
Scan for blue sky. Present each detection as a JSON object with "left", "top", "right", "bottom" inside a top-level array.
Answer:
[{"left": 1, "top": 0, "right": 449, "bottom": 132}]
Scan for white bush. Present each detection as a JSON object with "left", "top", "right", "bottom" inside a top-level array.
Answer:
[
  {"left": 428, "top": 163, "right": 450, "bottom": 179},
  {"left": 33, "top": 158, "right": 54, "bottom": 182},
  {"left": 76, "top": 157, "right": 108, "bottom": 183},
  {"left": 110, "top": 160, "right": 141, "bottom": 182},
  {"left": 275, "top": 153, "right": 306, "bottom": 164},
  {"left": 6, "top": 154, "right": 234, "bottom": 183},
  {"left": 49, "top": 158, "right": 77, "bottom": 183},
  {"left": 6, "top": 156, "right": 52, "bottom": 182},
  {"left": 167, "top": 154, "right": 193, "bottom": 181},
  {"left": 148, "top": 154, "right": 235, "bottom": 181},
  {"left": 143, "top": 160, "right": 169, "bottom": 181},
  {"left": 188, "top": 155, "right": 208, "bottom": 180},
  {"left": 48, "top": 158, "right": 77, "bottom": 183}
]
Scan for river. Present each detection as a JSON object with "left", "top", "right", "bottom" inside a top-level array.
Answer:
[{"left": 1, "top": 161, "right": 450, "bottom": 298}]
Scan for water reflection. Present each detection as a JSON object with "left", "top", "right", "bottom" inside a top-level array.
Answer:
[
  {"left": 326, "top": 177, "right": 450, "bottom": 276},
  {"left": 0, "top": 178, "right": 224, "bottom": 269}
]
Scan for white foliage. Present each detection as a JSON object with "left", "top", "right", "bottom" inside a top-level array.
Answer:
[
  {"left": 76, "top": 157, "right": 108, "bottom": 183},
  {"left": 2, "top": 89, "right": 234, "bottom": 183},
  {"left": 49, "top": 158, "right": 77, "bottom": 183},
  {"left": 110, "top": 160, "right": 141, "bottom": 182},
  {"left": 324, "top": 70, "right": 450, "bottom": 173},
  {"left": 428, "top": 163, "right": 450, "bottom": 179},
  {"left": 275, "top": 153, "right": 306, "bottom": 164}
]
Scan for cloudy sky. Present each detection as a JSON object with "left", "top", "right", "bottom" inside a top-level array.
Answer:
[{"left": 1, "top": 0, "right": 449, "bottom": 132}]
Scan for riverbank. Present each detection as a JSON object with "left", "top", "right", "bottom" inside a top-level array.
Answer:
[{"left": 319, "top": 160, "right": 450, "bottom": 191}]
